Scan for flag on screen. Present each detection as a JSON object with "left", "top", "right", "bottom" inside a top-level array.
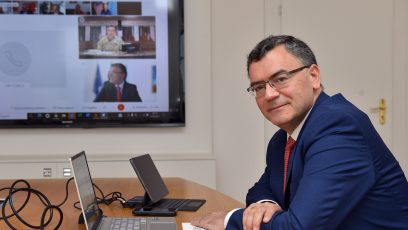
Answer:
[
  {"left": 93, "top": 64, "right": 102, "bottom": 95},
  {"left": 108, "top": 1, "right": 117, "bottom": 15}
]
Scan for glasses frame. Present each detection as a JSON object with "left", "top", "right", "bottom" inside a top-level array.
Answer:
[
  {"left": 108, "top": 71, "right": 124, "bottom": 76},
  {"left": 246, "top": 65, "right": 311, "bottom": 97}
]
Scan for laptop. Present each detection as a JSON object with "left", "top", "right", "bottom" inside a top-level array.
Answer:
[
  {"left": 70, "top": 151, "right": 177, "bottom": 230},
  {"left": 128, "top": 154, "right": 206, "bottom": 215},
  {"left": 121, "top": 43, "right": 140, "bottom": 53}
]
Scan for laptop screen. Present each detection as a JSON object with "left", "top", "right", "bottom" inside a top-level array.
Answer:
[{"left": 70, "top": 151, "right": 102, "bottom": 230}]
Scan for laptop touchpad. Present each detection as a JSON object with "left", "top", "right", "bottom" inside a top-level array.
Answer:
[{"left": 150, "top": 222, "right": 177, "bottom": 230}]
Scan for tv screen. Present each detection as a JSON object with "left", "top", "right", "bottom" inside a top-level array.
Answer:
[{"left": 0, "top": 0, "right": 184, "bottom": 127}]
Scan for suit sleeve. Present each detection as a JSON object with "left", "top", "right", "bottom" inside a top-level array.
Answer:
[
  {"left": 226, "top": 209, "right": 244, "bottom": 229},
  {"left": 93, "top": 86, "right": 106, "bottom": 102},
  {"left": 133, "top": 85, "right": 142, "bottom": 102},
  {"left": 124, "top": 83, "right": 142, "bottom": 102},
  {"left": 93, "top": 81, "right": 113, "bottom": 102}
]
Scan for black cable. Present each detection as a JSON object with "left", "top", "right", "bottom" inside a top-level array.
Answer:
[
  {"left": 0, "top": 178, "right": 73, "bottom": 229},
  {"left": 2, "top": 187, "right": 56, "bottom": 229},
  {"left": 0, "top": 180, "right": 32, "bottom": 220},
  {"left": 40, "top": 205, "right": 63, "bottom": 230},
  {"left": 93, "top": 182, "right": 126, "bottom": 207},
  {"left": 56, "top": 177, "right": 74, "bottom": 207},
  {"left": 73, "top": 183, "right": 128, "bottom": 210},
  {"left": 93, "top": 182, "right": 106, "bottom": 202},
  {"left": 99, "top": 191, "right": 126, "bottom": 206},
  {"left": 0, "top": 178, "right": 128, "bottom": 229}
]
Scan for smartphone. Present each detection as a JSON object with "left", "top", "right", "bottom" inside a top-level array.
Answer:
[{"left": 132, "top": 207, "right": 177, "bottom": 217}]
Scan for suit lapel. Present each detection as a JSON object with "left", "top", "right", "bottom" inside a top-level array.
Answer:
[
  {"left": 268, "top": 130, "right": 287, "bottom": 206},
  {"left": 121, "top": 83, "right": 128, "bottom": 100},
  {"left": 284, "top": 92, "right": 330, "bottom": 203}
]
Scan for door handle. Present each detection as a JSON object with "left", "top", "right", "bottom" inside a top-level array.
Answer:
[{"left": 370, "top": 98, "right": 386, "bottom": 125}]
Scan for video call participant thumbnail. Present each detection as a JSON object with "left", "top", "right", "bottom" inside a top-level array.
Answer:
[
  {"left": 94, "top": 63, "right": 142, "bottom": 102},
  {"left": 92, "top": 1, "right": 112, "bottom": 15},
  {"left": 97, "top": 25, "right": 124, "bottom": 52}
]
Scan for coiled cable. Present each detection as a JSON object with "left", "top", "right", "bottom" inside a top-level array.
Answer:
[
  {"left": 0, "top": 178, "right": 73, "bottom": 229},
  {"left": 0, "top": 178, "right": 128, "bottom": 229}
]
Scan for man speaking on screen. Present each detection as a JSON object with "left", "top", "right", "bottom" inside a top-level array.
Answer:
[{"left": 94, "top": 63, "right": 142, "bottom": 102}]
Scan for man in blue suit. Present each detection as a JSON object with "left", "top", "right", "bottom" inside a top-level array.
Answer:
[{"left": 192, "top": 35, "right": 408, "bottom": 229}]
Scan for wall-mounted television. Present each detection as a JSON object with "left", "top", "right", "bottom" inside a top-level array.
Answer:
[{"left": 0, "top": 0, "right": 184, "bottom": 127}]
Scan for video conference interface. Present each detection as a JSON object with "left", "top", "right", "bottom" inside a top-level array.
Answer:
[{"left": 0, "top": 0, "right": 171, "bottom": 121}]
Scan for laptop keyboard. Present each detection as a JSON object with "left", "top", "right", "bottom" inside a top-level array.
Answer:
[{"left": 110, "top": 218, "right": 143, "bottom": 230}]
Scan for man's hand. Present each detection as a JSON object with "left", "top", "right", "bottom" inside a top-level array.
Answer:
[
  {"left": 191, "top": 211, "right": 227, "bottom": 230},
  {"left": 243, "top": 202, "right": 282, "bottom": 230}
]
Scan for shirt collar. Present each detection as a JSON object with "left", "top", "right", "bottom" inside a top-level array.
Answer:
[
  {"left": 115, "top": 82, "right": 124, "bottom": 90},
  {"left": 288, "top": 107, "right": 312, "bottom": 141}
]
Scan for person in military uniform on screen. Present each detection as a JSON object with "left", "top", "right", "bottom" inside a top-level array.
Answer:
[{"left": 97, "top": 26, "right": 124, "bottom": 52}]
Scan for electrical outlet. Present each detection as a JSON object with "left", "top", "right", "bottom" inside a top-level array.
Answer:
[
  {"left": 63, "top": 168, "right": 72, "bottom": 177},
  {"left": 43, "top": 168, "right": 52, "bottom": 177}
]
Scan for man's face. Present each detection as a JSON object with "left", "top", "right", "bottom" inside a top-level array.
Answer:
[
  {"left": 106, "top": 27, "right": 116, "bottom": 40},
  {"left": 94, "top": 3, "right": 103, "bottom": 15},
  {"left": 108, "top": 66, "right": 125, "bottom": 85},
  {"left": 248, "top": 45, "right": 321, "bottom": 134}
]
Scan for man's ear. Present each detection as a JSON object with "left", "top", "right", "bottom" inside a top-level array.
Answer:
[{"left": 309, "top": 64, "right": 321, "bottom": 90}]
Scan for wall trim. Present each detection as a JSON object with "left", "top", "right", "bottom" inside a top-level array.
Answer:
[{"left": 0, "top": 153, "right": 216, "bottom": 163}]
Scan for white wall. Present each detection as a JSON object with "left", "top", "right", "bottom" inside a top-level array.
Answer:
[{"left": 211, "top": 0, "right": 268, "bottom": 202}]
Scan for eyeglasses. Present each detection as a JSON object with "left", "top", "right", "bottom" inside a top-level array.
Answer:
[
  {"left": 246, "top": 65, "right": 310, "bottom": 97},
  {"left": 109, "top": 71, "right": 123, "bottom": 76}
]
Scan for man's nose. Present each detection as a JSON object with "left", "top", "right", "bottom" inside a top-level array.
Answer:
[{"left": 264, "top": 84, "right": 279, "bottom": 100}]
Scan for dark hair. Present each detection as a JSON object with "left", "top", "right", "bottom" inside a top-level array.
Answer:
[
  {"left": 111, "top": 63, "right": 127, "bottom": 80},
  {"left": 247, "top": 35, "right": 317, "bottom": 75},
  {"left": 106, "top": 25, "right": 116, "bottom": 30},
  {"left": 94, "top": 1, "right": 103, "bottom": 6}
]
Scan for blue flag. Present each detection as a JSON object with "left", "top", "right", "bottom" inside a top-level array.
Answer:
[
  {"left": 93, "top": 64, "right": 102, "bottom": 95},
  {"left": 108, "top": 1, "right": 117, "bottom": 15}
]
